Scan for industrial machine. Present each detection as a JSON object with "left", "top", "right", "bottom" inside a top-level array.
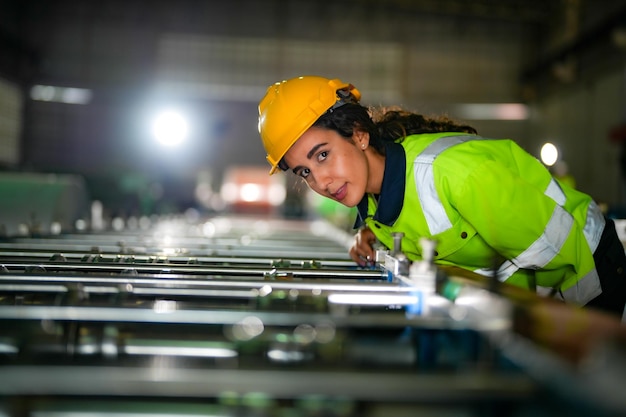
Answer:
[{"left": 0, "top": 214, "right": 624, "bottom": 417}]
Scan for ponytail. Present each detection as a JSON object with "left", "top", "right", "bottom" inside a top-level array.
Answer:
[{"left": 314, "top": 104, "right": 477, "bottom": 155}]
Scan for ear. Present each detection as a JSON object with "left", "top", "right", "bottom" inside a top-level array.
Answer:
[{"left": 353, "top": 129, "right": 370, "bottom": 150}]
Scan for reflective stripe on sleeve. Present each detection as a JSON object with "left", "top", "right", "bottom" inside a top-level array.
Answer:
[
  {"left": 413, "top": 136, "right": 603, "bottom": 305},
  {"left": 518, "top": 205, "right": 573, "bottom": 269},
  {"left": 414, "top": 135, "right": 473, "bottom": 235},
  {"left": 544, "top": 178, "right": 605, "bottom": 252},
  {"left": 536, "top": 280, "right": 602, "bottom": 306},
  {"left": 545, "top": 179, "right": 566, "bottom": 206},
  {"left": 536, "top": 286, "right": 560, "bottom": 299},
  {"left": 473, "top": 260, "right": 518, "bottom": 281},
  {"left": 583, "top": 200, "right": 605, "bottom": 253},
  {"left": 561, "top": 268, "right": 602, "bottom": 305},
  {"left": 473, "top": 206, "right": 573, "bottom": 282}
]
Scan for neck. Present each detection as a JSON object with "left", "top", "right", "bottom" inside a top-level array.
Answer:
[{"left": 365, "top": 149, "right": 385, "bottom": 195}]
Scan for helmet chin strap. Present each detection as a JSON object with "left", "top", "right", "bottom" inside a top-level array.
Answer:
[
  {"left": 278, "top": 159, "right": 290, "bottom": 172},
  {"left": 328, "top": 87, "right": 359, "bottom": 112}
]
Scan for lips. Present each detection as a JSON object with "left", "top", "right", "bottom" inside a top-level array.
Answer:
[{"left": 331, "top": 184, "right": 347, "bottom": 201}]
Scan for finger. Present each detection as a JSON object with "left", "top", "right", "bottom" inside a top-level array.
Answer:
[
  {"left": 350, "top": 247, "right": 374, "bottom": 267},
  {"left": 349, "top": 247, "right": 364, "bottom": 265},
  {"left": 356, "top": 239, "right": 375, "bottom": 259},
  {"left": 351, "top": 248, "right": 375, "bottom": 267}
]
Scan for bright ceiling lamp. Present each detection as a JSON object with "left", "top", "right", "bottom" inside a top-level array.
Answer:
[
  {"left": 540, "top": 142, "right": 559, "bottom": 166},
  {"left": 151, "top": 109, "right": 189, "bottom": 147},
  {"left": 30, "top": 84, "right": 92, "bottom": 105},
  {"left": 454, "top": 103, "right": 528, "bottom": 120}
]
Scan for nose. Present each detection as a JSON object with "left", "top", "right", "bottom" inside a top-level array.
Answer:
[{"left": 309, "top": 166, "right": 333, "bottom": 192}]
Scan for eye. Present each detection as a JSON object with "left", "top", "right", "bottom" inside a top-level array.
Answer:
[
  {"left": 317, "top": 151, "right": 328, "bottom": 162},
  {"left": 299, "top": 168, "right": 311, "bottom": 179}
]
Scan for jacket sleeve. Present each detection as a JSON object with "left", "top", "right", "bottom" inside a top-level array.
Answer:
[{"left": 449, "top": 156, "right": 598, "bottom": 295}]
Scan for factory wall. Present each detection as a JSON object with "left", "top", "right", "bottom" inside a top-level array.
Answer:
[
  {"left": 1, "top": 0, "right": 626, "bottom": 215},
  {"left": 527, "top": 60, "right": 626, "bottom": 210},
  {"left": 14, "top": 13, "right": 531, "bottom": 214}
]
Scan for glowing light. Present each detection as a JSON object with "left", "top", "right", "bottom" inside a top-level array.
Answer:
[
  {"left": 328, "top": 293, "right": 419, "bottom": 305},
  {"left": 221, "top": 183, "right": 238, "bottom": 203},
  {"left": 30, "top": 84, "right": 92, "bottom": 104},
  {"left": 61, "top": 87, "right": 93, "bottom": 104},
  {"left": 268, "top": 183, "right": 286, "bottom": 206},
  {"left": 267, "top": 348, "right": 307, "bottom": 362},
  {"left": 50, "top": 222, "right": 62, "bottom": 235},
  {"left": 151, "top": 110, "right": 189, "bottom": 146},
  {"left": 202, "top": 221, "right": 216, "bottom": 237},
  {"left": 75, "top": 219, "right": 87, "bottom": 231},
  {"left": 220, "top": 166, "right": 286, "bottom": 209},
  {"left": 195, "top": 183, "right": 213, "bottom": 206},
  {"left": 293, "top": 324, "right": 316, "bottom": 343},
  {"left": 160, "top": 248, "right": 178, "bottom": 256},
  {"left": 231, "top": 316, "right": 264, "bottom": 341},
  {"left": 111, "top": 217, "right": 125, "bottom": 231},
  {"left": 540, "top": 142, "right": 559, "bottom": 166},
  {"left": 153, "top": 299, "right": 177, "bottom": 313},
  {"left": 31, "top": 85, "right": 55, "bottom": 101},
  {"left": 240, "top": 183, "right": 262, "bottom": 202},
  {"left": 125, "top": 345, "right": 238, "bottom": 358},
  {"left": 455, "top": 103, "right": 528, "bottom": 120}
]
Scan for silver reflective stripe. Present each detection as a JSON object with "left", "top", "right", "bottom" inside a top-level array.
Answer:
[
  {"left": 561, "top": 268, "right": 602, "bottom": 305},
  {"left": 542, "top": 180, "right": 604, "bottom": 304},
  {"left": 414, "top": 135, "right": 603, "bottom": 305},
  {"left": 545, "top": 179, "right": 566, "bottom": 206},
  {"left": 544, "top": 179, "right": 605, "bottom": 253},
  {"left": 414, "top": 135, "right": 473, "bottom": 235},
  {"left": 516, "top": 205, "right": 573, "bottom": 269},
  {"left": 584, "top": 200, "right": 605, "bottom": 253},
  {"left": 473, "top": 260, "right": 518, "bottom": 282},
  {"left": 536, "top": 286, "right": 561, "bottom": 299},
  {"left": 473, "top": 205, "right": 573, "bottom": 281}
]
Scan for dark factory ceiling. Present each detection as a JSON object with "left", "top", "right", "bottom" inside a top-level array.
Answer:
[
  {"left": 0, "top": 0, "right": 622, "bottom": 43},
  {"left": 1, "top": 0, "right": 625, "bottom": 81},
  {"left": 341, "top": 0, "right": 557, "bottom": 23}
]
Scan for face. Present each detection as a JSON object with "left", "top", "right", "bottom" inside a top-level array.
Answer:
[{"left": 283, "top": 127, "right": 368, "bottom": 208}]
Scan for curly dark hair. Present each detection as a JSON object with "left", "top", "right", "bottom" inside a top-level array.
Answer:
[{"left": 312, "top": 103, "right": 477, "bottom": 155}]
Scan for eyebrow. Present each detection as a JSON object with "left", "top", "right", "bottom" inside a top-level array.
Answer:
[{"left": 292, "top": 143, "right": 328, "bottom": 173}]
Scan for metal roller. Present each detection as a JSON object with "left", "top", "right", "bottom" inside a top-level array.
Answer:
[{"left": 0, "top": 215, "right": 623, "bottom": 417}]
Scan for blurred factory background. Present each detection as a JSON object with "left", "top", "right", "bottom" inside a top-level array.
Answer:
[
  {"left": 1, "top": 0, "right": 626, "bottom": 231},
  {"left": 1, "top": 2, "right": 626, "bottom": 417}
]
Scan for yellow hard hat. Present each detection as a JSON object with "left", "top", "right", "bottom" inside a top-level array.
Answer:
[{"left": 258, "top": 75, "right": 361, "bottom": 175}]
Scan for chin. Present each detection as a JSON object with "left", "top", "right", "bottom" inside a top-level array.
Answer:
[{"left": 341, "top": 198, "right": 358, "bottom": 208}]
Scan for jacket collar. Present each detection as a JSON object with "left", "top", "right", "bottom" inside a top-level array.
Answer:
[{"left": 354, "top": 141, "right": 406, "bottom": 228}]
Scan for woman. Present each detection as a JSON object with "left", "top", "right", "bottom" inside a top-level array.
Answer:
[{"left": 258, "top": 75, "right": 626, "bottom": 319}]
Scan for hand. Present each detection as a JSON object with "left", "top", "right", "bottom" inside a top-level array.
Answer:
[{"left": 349, "top": 226, "right": 377, "bottom": 266}]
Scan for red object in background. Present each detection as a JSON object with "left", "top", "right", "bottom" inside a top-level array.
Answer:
[{"left": 220, "top": 166, "right": 286, "bottom": 215}]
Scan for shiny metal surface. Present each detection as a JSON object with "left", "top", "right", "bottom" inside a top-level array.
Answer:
[{"left": 0, "top": 215, "right": 622, "bottom": 417}]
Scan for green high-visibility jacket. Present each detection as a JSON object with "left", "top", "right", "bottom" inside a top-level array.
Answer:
[{"left": 354, "top": 132, "right": 605, "bottom": 305}]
